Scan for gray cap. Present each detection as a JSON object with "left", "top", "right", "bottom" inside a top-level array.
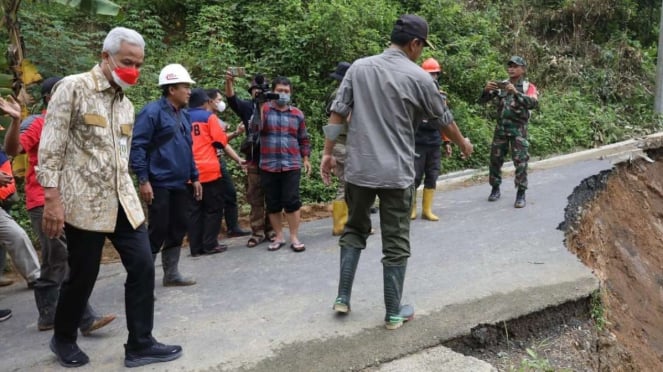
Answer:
[{"left": 508, "top": 56, "right": 526, "bottom": 66}]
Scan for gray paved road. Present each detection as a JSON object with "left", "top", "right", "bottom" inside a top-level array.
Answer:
[{"left": 0, "top": 150, "right": 625, "bottom": 371}]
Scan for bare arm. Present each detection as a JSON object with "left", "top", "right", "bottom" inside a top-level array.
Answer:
[{"left": 0, "top": 96, "right": 22, "bottom": 156}]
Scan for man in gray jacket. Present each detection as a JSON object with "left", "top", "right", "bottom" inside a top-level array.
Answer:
[{"left": 320, "top": 14, "right": 473, "bottom": 330}]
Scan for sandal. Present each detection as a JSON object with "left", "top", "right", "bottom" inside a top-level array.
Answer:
[
  {"left": 268, "top": 240, "right": 286, "bottom": 251},
  {"left": 246, "top": 235, "right": 264, "bottom": 248},
  {"left": 290, "top": 242, "right": 306, "bottom": 252}
]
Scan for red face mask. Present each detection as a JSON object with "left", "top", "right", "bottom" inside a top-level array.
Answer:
[{"left": 109, "top": 56, "right": 140, "bottom": 88}]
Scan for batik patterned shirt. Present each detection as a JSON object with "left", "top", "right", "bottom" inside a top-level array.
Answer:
[{"left": 37, "top": 64, "right": 145, "bottom": 232}]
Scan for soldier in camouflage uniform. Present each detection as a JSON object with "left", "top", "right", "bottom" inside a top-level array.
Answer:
[
  {"left": 479, "top": 56, "right": 538, "bottom": 208},
  {"left": 326, "top": 62, "right": 351, "bottom": 235}
]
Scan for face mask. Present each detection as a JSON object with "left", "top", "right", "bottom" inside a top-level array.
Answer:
[
  {"left": 216, "top": 101, "right": 226, "bottom": 113},
  {"left": 109, "top": 56, "right": 140, "bottom": 89},
  {"left": 277, "top": 93, "right": 290, "bottom": 106}
]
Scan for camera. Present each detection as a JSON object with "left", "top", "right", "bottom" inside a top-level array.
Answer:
[
  {"left": 228, "top": 66, "right": 246, "bottom": 77},
  {"left": 252, "top": 74, "right": 280, "bottom": 102},
  {"left": 495, "top": 81, "right": 509, "bottom": 90}
]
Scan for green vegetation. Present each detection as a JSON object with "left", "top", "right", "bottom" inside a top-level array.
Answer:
[
  {"left": 2, "top": 0, "right": 661, "bottom": 214},
  {"left": 591, "top": 289, "right": 607, "bottom": 331}
]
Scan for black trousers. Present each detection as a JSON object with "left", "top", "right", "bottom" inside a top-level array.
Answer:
[
  {"left": 53, "top": 207, "right": 155, "bottom": 350},
  {"left": 414, "top": 144, "right": 441, "bottom": 189},
  {"left": 148, "top": 187, "right": 190, "bottom": 254},
  {"left": 188, "top": 178, "right": 224, "bottom": 255},
  {"left": 220, "top": 158, "right": 240, "bottom": 231}
]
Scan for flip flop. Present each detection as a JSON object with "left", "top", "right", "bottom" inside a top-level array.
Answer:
[
  {"left": 290, "top": 242, "right": 306, "bottom": 252},
  {"left": 268, "top": 240, "right": 285, "bottom": 251},
  {"left": 247, "top": 235, "right": 264, "bottom": 248}
]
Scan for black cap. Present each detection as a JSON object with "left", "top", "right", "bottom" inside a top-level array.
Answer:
[
  {"left": 41, "top": 77, "right": 63, "bottom": 96},
  {"left": 189, "top": 88, "right": 209, "bottom": 108},
  {"left": 393, "top": 14, "right": 434, "bottom": 49},
  {"left": 330, "top": 62, "right": 351, "bottom": 81}
]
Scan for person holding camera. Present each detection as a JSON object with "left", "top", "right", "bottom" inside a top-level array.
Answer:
[
  {"left": 252, "top": 76, "right": 311, "bottom": 252},
  {"left": 225, "top": 70, "right": 276, "bottom": 248},
  {"left": 321, "top": 14, "right": 473, "bottom": 330},
  {"left": 479, "top": 56, "right": 538, "bottom": 208}
]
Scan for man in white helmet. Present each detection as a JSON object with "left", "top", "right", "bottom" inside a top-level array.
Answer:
[
  {"left": 37, "top": 27, "right": 183, "bottom": 368},
  {"left": 131, "top": 63, "right": 201, "bottom": 287}
]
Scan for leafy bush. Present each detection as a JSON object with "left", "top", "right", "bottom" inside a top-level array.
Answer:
[{"left": 2, "top": 0, "right": 660, "bottom": 209}]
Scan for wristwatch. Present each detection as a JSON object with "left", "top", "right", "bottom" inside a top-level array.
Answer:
[{"left": 138, "top": 177, "right": 149, "bottom": 185}]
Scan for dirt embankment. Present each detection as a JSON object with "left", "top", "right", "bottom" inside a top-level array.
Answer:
[
  {"left": 564, "top": 149, "right": 663, "bottom": 371},
  {"left": 446, "top": 152, "right": 663, "bottom": 371}
]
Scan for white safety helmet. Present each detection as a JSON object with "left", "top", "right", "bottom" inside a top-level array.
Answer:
[{"left": 158, "top": 63, "right": 195, "bottom": 86}]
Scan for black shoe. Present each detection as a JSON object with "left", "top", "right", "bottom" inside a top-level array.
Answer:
[
  {"left": 0, "top": 309, "right": 11, "bottom": 322},
  {"left": 125, "top": 341, "right": 183, "bottom": 368},
  {"left": 514, "top": 189, "right": 526, "bottom": 208},
  {"left": 488, "top": 186, "right": 501, "bottom": 202},
  {"left": 202, "top": 244, "right": 228, "bottom": 255},
  {"left": 370, "top": 206, "right": 379, "bottom": 214},
  {"left": 227, "top": 227, "right": 251, "bottom": 237},
  {"left": 49, "top": 337, "right": 90, "bottom": 368}
]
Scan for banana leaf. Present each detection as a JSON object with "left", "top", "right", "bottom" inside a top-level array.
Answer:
[{"left": 53, "top": 0, "right": 121, "bottom": 16}]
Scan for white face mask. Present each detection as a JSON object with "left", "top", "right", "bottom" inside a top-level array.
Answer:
[{"left": 216, "top": 101, "right": 226, "bottom": 113}]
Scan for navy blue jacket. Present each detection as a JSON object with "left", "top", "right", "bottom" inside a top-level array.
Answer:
[{"left": 130, "top": 97, "right": 199, "bottom": 189}]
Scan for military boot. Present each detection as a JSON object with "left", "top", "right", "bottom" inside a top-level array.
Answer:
[
  {"left": 34, "top": 286, "right": 59, "bottom": 331},
  {"left": 514, "top": 189, "right": 526, "bottom": 208},
  {"left": 410, "top": 199, "right": 417, "bottom": 220},
  {"left": 161, "top": 247, "right": 196, "bottom": 287},
  {"left": 488, "top": 186, "right": 501, "bottom": 201},
  {"left": 383, "top": 264, "right": 414, "bottom": 330},
  {"left": 333, "top": 247, "right": 361, "bottom": 313}
]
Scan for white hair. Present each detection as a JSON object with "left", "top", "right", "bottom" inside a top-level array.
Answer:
[{"left": 102, "top": 27, "right": 145, "bottom": 55}]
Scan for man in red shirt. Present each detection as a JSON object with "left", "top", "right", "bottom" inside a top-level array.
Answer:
[{"left": 4, "top": 77, "right": 115, "bottom": 334}]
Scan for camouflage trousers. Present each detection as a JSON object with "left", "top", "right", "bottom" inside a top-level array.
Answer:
[
  {"left": 489, "top": 126, "right": 529, "bottom": 190},
  {"left": 332, "top": 143, "right": 346, "bottom": 200},
  {"left": 246, "top": 164, "right": 273, "bottom": 238}
]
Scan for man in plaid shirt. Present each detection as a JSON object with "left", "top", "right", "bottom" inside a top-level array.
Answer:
[{"left": 253, "top": 76, "right": 311, "bottom": 252}]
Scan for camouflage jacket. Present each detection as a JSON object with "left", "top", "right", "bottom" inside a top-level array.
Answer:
[
  {"left": 479, "top": 78, "right": 538, "bottom": 132},
  {"left": 37, "top": 65, "right": 145, "bottom": 232}
]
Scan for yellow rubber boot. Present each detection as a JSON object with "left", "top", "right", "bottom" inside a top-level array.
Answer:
[
  {"left": 422, "top": 188, "right": 439, "bottom": 221},
  {"left": 410, "top": 198, "right": 417, "bottom": 220},
  {"left": 332, "top": 200, "right": 348, "bottom": 236}
]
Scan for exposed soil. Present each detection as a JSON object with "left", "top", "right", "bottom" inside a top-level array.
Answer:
[
  {"left": 564, "top": 150, "right": 663, "bottom": 371},
  {"left": 446, "top": 151, "right": 663, "bottom": 371}
]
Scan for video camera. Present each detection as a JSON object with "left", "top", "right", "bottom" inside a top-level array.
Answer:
[
  {"left": 241, "top": 74, "right": 280, "bottom": 159},
  {"left": 252, "top": 74, "right": 280, "bottom": 103}
]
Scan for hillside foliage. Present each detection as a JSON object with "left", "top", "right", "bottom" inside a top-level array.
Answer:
[{"left": 3, "top": 0, "right": 662, "bottom": 208}]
